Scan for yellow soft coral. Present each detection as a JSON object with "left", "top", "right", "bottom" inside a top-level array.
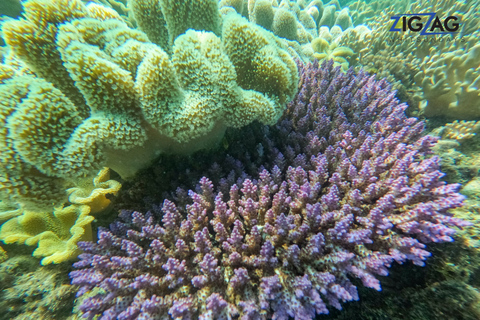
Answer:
[
  {"left": 443, "top": 120, "right": 480, "bottom": 141},
  {"left": 311, "top": 36, "right": 354, "bottom": 70},
  {"left": 67, "top": 167, "right": 121, "bottom": 213},
  {"left": 0, "top": 204, "right": 92, "bottom": 265},
  {"left": 0, "top": 168, "right": 121, "bottom": 265},
  {"left": 0, "top": 245, "right": 6, "bottom": 263}
]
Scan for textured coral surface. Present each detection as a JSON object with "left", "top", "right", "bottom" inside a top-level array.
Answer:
[
  {"left": 340, "top": 0, "right": 480, "bottom": 119},
  {"left": 0, "top": 168, "right": 120, "bottom": 265},
  {"left": 0, "top": 0, "right": 298, "bottom": 213},
  {"left": 0, "top": 254, "right": 77, "bottom": 320},
  {"left": 71, "top": 61, "right": 467, "bottom": 319}
]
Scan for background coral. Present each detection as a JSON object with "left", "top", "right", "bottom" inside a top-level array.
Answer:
[
  {"left": 338, "top": 0, "right": 480, "bottom": 120},
  {"left": 0, "top": 254, "right": 77, "bottom": 320},
  {"left": 323, "top": 237, "right": 480, "bottom": 320},
  {"left": 310, "top": 34, "right": 353, "bottom": 70},
  {"left": 219, "top": 0, "right": 358, "bottom": 62},
  {"left": 71, "top": 60, "right": 466, "bottom": 319},
  {"left": 441, "top": 121, "right": 480, "bottom": 141}
]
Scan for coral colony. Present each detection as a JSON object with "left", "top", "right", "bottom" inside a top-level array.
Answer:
[
  {"left": 0, "top": 0, "right": 298, "bottom": 212},
  {"left": 70, "top": 61, "right": 468, "bottom": 319}
]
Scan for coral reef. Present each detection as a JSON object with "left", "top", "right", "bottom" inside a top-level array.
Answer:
[
  {"left": 0, "top": 254, "right": 77, "bottom": 320},
  {"left": 431, "top": 132, "right": 480, "bottom": 186},
  {"left": 310, "top": 34, "right": 353, "bottom": 70},
  {"left": 324, "top": 236, "right": 480, "bottom": 320},
  {"left": 0, "top": 204, "right": 93, "bottom": 265},
  {"left": 350, "top": 48, "right": 420, "bottom": 113},
  {"left": 0, "top": 0, "right": 297, "bottom": 215},
  {"left": 219, "top": 0, "right": 357, "bottom": 62},
  {"left": 0, "top": 168, "right": 120, "bottom": 265},
  {"left": 452, "top": 198, "right": 480, "bottom": 249},
  {"left": 347, "top": 0, "right": 408, "bottom": 26},
  {"left": 71, "top": 61, "right": 467, "bottom": 319},
  {"left": 0, "top": 246, "right": 6, "bottom": 263},
  {"left": 84, "top": 0, "right": 136, "bottom": 27},
  {"left": 416, "top": 43, "right": 480, "bottom": 119},
  {"left": 339, "top": 0, "right": 480, "bottom": 119},
  {"left": 441, "top": 121, "right": 480, "bottom": 141},
  {"left": 67, "top": 167, "right": 122, "bottom": 214}
]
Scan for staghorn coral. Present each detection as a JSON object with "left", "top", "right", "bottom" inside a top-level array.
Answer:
[
  {"left": 71, "top": 60, "right": 467, "bottom": 319},
  {"left": 0, "top": 0, "right": 298, "bottom": 212},
  {"left": 357, "top": 49, "right": 420, "bottom": 114},
  {"left": 324, "top": 234, "right": 480, "bottom": 320}
]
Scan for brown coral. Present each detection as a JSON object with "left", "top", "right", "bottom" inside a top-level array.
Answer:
[{"left": 0, "top": 255, "right": 77, "bottom": 319}]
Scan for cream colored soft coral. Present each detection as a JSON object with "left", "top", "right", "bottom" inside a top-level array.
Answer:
[
  {"left": 0, "top": 0, "right": 298, "bottom": 264},
  {"left": 0, "top": 0, "right": 298, "bottom": 207}
]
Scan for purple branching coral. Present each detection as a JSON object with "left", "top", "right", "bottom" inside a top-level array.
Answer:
[{"left": 70, "top": 60, "right": 468, "bottom": 320}]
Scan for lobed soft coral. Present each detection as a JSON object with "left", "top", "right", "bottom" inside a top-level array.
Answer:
[
  {"left": 71, "top": 60, "right": 467, "bottom": 319},
  {"left": 0, "top": 0, "right": 298, "bottom": 212},
  {"left": 0, "top": 168, "right": 120, "bottom": 265},
  {"left": 220, "top": 0, "right": 357, "bottom": 62}
]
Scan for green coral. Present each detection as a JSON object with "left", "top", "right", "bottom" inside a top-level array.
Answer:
[
  {"left": 310, "top": 36, "right": 354, "bottom": 70},
  {"left": 219, "top": 0, "right": 356, "bottom": 62},
  {"left": 158, "top": 0, "right": 221, "bottom": 44},
  {"left": 0, "top": 0, "right": 298, "bottom": 211}
]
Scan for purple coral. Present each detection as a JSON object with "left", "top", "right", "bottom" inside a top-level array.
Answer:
[{"left": 70, "top": 60, "right": 467, "bottom": 319}]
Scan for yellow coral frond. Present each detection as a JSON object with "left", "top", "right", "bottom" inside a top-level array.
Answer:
[
  {"left": 67, "top": 167, "right": 121, "bottom": 213},
  {"left": 0, "top": 204, "right": 93, "bottom": 265}
]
